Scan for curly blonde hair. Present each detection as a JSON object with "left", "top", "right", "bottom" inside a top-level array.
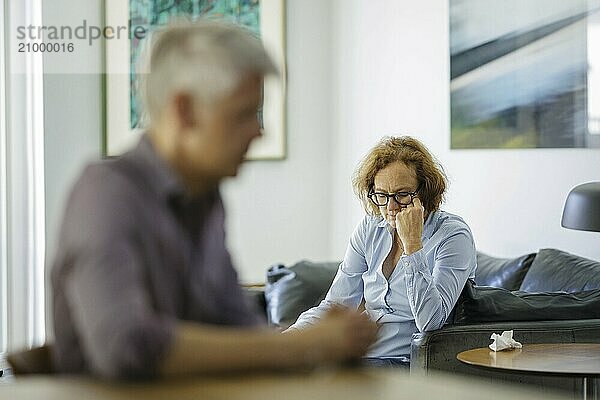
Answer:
[{"left": 352, "top": 136, "right": 448, "bottom": 216}]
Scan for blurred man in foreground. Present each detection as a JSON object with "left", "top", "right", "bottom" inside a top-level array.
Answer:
[{"left": 51, "top": 21, "right": 377, "bottom": 380}]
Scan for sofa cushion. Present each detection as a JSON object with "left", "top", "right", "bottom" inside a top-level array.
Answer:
[
  {"left": 453, "top": 280, "right": 600, "bottom": 323},
  {"left": 519, "top": 249, "right": 600, "bottom": 293},
  {"left": 475, "top": 252, "right": 536, "bottom": 290},
  {"left": 264, "top": 260, "right": 339, "bottom": 328}
]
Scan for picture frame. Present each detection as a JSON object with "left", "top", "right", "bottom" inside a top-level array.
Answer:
[
  {"left": 449, "top": 0, "right": 600, "bottom": 149},
  {"left": 103, "top": 0, "right": 286, "bottom": 159}
]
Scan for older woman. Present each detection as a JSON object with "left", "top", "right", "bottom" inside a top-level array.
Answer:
[{"left": 287, "top": 136, "right": 477, "bottom": 366}]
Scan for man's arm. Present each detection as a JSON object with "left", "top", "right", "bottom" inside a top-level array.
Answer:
[
  {"left": 66, "top": 231, "right": 376, "bottom": 379},
  {"left": 160, "top": 310, "right": 377, "bottom": 377},
  {"left": 59, "top": 167, "right": 376, "bottom": 379}
]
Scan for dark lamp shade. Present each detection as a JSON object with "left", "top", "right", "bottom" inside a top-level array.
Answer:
[{"left": 561, "top": 182, "right": 600, "bottom": 232}]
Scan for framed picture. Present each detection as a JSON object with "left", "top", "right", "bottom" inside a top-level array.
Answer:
[
  {"left": 104, "top": 0, "right": 286, "bottom": 159},
  {"left": 450, "top": 0, "right": 600, "bottom": 149}
]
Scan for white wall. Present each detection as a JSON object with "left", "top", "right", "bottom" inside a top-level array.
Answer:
[
  {"left": 328, "top": 0, "right": 600, "bottom": 262},
  {"left": 43, "top": 0, "right": 105, "bottom": 339},
  {"left": 222, "top": 0, "right": 335, "bottom": 283}
]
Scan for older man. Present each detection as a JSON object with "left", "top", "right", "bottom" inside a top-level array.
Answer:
[{"left": 51, "top": 21, "right": 377, "bottom": 380}]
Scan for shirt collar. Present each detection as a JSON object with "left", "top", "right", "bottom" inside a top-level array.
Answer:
[
  {"left": 125, "top": 133, "right": 184, "bottom": 201},
  {"left": 128, "top": 134, "right": 221, "bottom": 210},
  {"left": 422, "top": 210, "right": 440, "bottom": 240},
  {"left": 377, "top": 217, "right": 388, "bottom": 228}
]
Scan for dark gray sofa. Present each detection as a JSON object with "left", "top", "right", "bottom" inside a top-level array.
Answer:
[
  {"left": 256, "top": 248, "right": 600, "bottom": 398},
  {"left": 409, "top": 248, "right": 600, "bottom": 397}
]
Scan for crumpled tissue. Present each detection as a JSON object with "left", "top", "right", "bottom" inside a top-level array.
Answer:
[{"left": 489, "top": 330, "right": 522, "bottom": 351}]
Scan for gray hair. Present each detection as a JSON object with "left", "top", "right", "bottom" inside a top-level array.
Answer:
[{"left": 137, "top": 19, "right": 278, "bottom": 126}]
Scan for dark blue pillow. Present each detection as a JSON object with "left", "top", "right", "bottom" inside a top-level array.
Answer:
[
  {"left": 520, "top": 249, "right": 600, "bottom": 293},
  {"left": 454, "top": 280, "right": 600, "bottom": 323},
  {"left": 475, "top": 252, "right": 536, "bottom": 290},
  {"left": 265, "top": 260, "right": 339, "bottom": 328}
]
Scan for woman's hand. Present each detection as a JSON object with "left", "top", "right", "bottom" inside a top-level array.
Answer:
[{"left": 395, "top": 197, "right": 424, "bottom": 255}]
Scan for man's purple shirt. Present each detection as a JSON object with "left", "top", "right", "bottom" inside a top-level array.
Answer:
[{"left": 51, "top": 135, "right": 263, "bottom": 379}]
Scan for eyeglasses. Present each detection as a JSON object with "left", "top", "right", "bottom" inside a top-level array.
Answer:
[{"left": 368, "top": 190, "right": 418, "bottom": 207}]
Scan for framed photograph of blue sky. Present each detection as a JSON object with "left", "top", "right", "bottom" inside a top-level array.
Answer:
[{"left": 450, "top": 0, "right": 600, "bottom": 149}]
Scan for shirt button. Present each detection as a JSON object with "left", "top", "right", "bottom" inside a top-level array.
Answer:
[{"left": 404, "top": 261, "right": 409, "bottom": 266}]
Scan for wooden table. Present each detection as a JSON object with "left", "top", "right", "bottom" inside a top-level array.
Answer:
[
  {"left": 0, "top": 367, "right": 571, "bottom": 400},
  {"left": 458, "top": 343, "right": 600, "bottom": 400}
]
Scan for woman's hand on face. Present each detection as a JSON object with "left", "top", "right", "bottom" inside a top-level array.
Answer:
[{"left": 395, "top": 197, "right": 424, "bottom": 255}]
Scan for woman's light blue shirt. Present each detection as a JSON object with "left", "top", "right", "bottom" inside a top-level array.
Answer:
[{"left": 289, "top": 210, "right": 477, "bottom": 358}]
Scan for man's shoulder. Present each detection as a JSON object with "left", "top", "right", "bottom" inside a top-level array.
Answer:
[
  {"left": 66, "top": 159, "right": 147, "bottom": 222},
  {"left": 73, "top": 158, "right": 143, "bottom": 200},
  {"left": 75, "top": 160, "right": 113, "bottom": 183}
]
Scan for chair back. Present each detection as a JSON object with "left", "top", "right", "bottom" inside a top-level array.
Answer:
[{"left": 7, "top": 345, "right": 53, "bottom": 375}]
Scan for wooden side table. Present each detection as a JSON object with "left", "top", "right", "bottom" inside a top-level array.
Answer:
[{"left": 457, "top": 343, "right": 600, "bottom": 400}]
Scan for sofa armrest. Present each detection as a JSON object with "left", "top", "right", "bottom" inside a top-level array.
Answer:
[
  {"left": 411, "top": 318, "right": 600, "bottom": 374},
  {"left": 242, "top": 286, "right": 267, "bottom": 320},
  {"left": 410, "top": 319, "right": 600, "bottom": 392}
]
